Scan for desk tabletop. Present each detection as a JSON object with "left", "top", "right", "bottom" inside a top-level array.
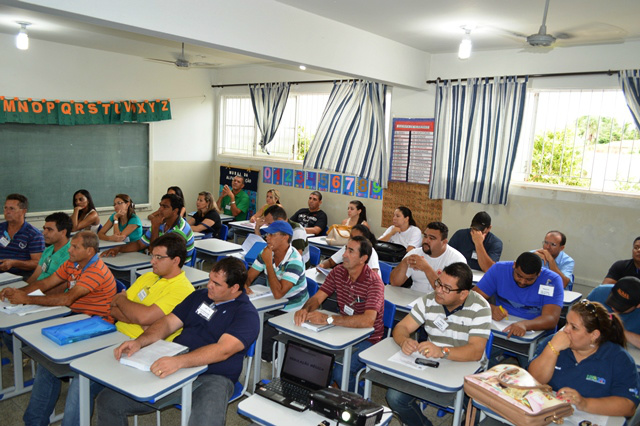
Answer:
[
  {"left": 220, "top": 214, "right": 234, "bottom": 223},
  {"left": 491, "top": 315, "right": 547, "bottom": 343},
  {"left": 251, "top": 295, "right": 288, "bottom": 313},
  {"left": 135, "top": 266, "right": 210, "bottom": 287},
  {"left": 194, "top": 238, "right": 242, "bottom": 256},
  {"left": 228, "top": 220, "right": 255, "bottom": 230},
  {"left": 0, "top": 272, "right": 24, "bottom": 286},
  {"left": 308, "top": 236, "right": 340, "bottom": 250},
  {"left": 14, "top": 315, "right": 129, "bottom": 363},
  {"left": 98, "top": 239, "right": 126, "bottom": 251},
  {"left": 101, "top": 251, "right": 152, "bottom": 269},
  {"left": 268, "top": 311, "right": 373, "bottom": 351},
  {"left": 472, "top": 270, "right": 485, "bottom": 283},
  {"left": 0, "top": 281, "right": 71, "bottom": 331},
  {"left": 304, "top": 268, "right": 327, "bottom": 285},
  {"left": 359, "top": 337, "right": 481, "bottom": 393},
  {"left": 384, "top": 285, "right": 424, "bottom": 313},
  {"left": 563, "top": 290, "right": 581, "bottom": 306},
  {"left": 71, "top": 345, "right": 207, "bottom": 402}
]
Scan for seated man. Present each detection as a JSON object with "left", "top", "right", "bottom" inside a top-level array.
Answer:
[
  {"left": 603, "top": 236, "right": 640, "bottom": 283},
  {"left": 587, "top": 277, "right": 640, "bottom": 348},
  {"left": 102, "top": 193, "right": 195, "bottom": 263},
  {"left": 217, "top": 174, "right": 250, "bottom": 221},
  {"left": 386, "top": 262, "right": 491, "bottom": 426},
  {"left": 532, "top": 230, "right": 574, "bottom": 288},
  {"left": 290, "top": 191, "right": 328, "bottom": 236},
  {"left": 294, "top": 236, "right": 384, "bottom": 390},
  {"left": 254, "top": 205, "right": 309, "bottom": 266},
  {"left": 448, "top": 211, "right": 502, "bottom": 272},
  {"left": 95, "top": 257, "right": 260, "bottom": 426},
  {"left": 23, "top": 233, "right": 195, "bottom": 426},
  {"left": 26, "top": 212, "right": 72, "bottom": 284},
  {"left": 0, "top": 193, "right": 44, "bottom": 277},
  {"left": 389, "top": 221, "right": 466, "bottom": 293}
]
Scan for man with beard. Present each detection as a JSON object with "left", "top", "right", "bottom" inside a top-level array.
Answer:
[{"left": 389, "top": 222, "right": 466, "bottom": 293}]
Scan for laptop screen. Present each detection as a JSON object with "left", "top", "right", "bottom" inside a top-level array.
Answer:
[{"left": 281, "top": 341, "right": 335, "bottom": 390}]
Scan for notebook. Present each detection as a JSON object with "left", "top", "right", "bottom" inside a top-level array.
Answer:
[
  {"left": 41, "top": 317, "right": 116, "bottom": 346},
  {"left": 119, "top": 340, "right": 189, "bottom": 371},
  {"left": 248, "top": 284, "right": 273, "bottom": 301},
  {"left": 255, "top": 341, "right": 335, "bottom": 411}
]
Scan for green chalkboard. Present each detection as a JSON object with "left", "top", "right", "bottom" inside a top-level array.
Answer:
[{"left": 0, "top": 123, "right": 149, "bottom": 214}]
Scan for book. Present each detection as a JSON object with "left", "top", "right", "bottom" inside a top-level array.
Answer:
[
  {"left": 248, "top": 284, "right": 273, "bottom": 301},
  {"left": 301, "top": 322, "right": 335, "bottom": 332},
  {"left": 119, "top": 340, "right": 189, "bottom": 371}
]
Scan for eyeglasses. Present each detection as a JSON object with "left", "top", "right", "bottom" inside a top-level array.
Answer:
[
  {"left": 114, "top": 201, "right": 126, "bottom": 206},
  {"left": 434, "top": 278, "right": 465, "bottom": 294},
  {"left": 542, "top": 240, "right": 559, "bottom": 248},
  {"left": 579, "top": 299, "right": 600, "bottom": 328},
  {"left": 151, "top": 254, "right": 171, "bottom": 261}
]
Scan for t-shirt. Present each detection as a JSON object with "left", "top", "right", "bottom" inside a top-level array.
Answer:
[
  {"left": 402, "top": 245, "right": 467, "bottom": 293},
  {"left": 116, "top": 271, "right": 195, "bottom": 340},
  {"left": 37, "top": 240, "right": 71, "bottom": 281},
  {"left": 319, "top": 264, "right": 385, "bottom": 344},
  {"left": 289, "top": 220, "right": 309, "bottom": 264},
  {"left": 0, "top": 221, "right": 45, "bottom": 277},
  {"left": 221, "top": 190, "right": 250, "bottom": 221},
  {"left": 141, "top": 217, "right": 195, "bottom": 263},
  {"left": 379, "top": 225, "right": 422, "bottom": 250},
  {"left": 475, "top": 261, "right": 564, "bottom": 320},
  {"left": 172, "top": 289, "right": 260, "bottom": 383},
  {"left": 605, "top": 259, "right": 640, "bottom": 282},
  {"left": 251, "top": 245, "right": 308, "bottom": 311},
  {"left": 54, "top": 254, "right": 117, "bottom": 322},
  {"left": 587, "top": 284, "right": 640, "bottom": 334},
  {"left": 290, "top": 209, "right": 328, "bottom": 234},
  {"left": 448, "top": 228, "right": 503, "bottom": 271},
  {"left": 330, "top": 246, "right": 381, "bottom": 278},
  {"left": 108, "top": 213, "right": 143, "bottom": 242},
  {"left": 189, "top": 209, "right": 222, "bottom": 239}
]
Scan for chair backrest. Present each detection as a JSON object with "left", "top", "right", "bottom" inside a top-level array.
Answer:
[
  {"left": 229, "top": 340, "right": 257, "bottom": 403},
  {"left": 306, "top": 276, "right": 319, "bottom": 297},
  {"left": 218, "top": 224, "right": 229, "bottom": 241},
  {"left": 485, "top": 331, "right": 494, "bottom": 360},
  {"left": 115, "top": 279, "right": 127, "bottom": 292},
  {"left": 309, "top": 245, "right": 321, "bottom": 266},
  {"left": 185, "top": 248, "right": 197, "bottom": 268},
  {"left": 566, "top": 274, "right": 574, "bottom": 291},
  {"left": 379, "top": 261, "right": 392, "bottom": 285},
  {"left": 383, "top": 299, "right": 396, "bottom": 337}
]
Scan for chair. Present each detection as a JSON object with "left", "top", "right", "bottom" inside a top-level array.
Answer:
[
  {"left": 306, "top": 276, "right": 318, "bottom": 297},
  {"left": 309, "top": 245, "right": 321, "bottom": 266},
  {"left": 378, "top": 261, "right": 392, "bottom": 285},
  {"left": 185, "top": 248, "right": 198, "bottom": 268},
  {"left": 115, "top": 279, "right": 127, "bottom": 292},
  {"left": 218, "top": 224, "right": 229, "bottom": 241}
]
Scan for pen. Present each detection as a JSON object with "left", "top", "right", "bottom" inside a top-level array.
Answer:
[{"left": 498, "top": 305, "right": 509, "bottom": 320}]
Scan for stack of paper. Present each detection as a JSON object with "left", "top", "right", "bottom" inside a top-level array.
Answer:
[
  {"left": 0, "top": 289, "right": 59, "bottom": 316},
  {"left": 300, "top": 322, "right": 334, "bottom": 332},
  {"left": 119, "top": 340, "right": 189, "bottom": 371},
  {"left": 248, "top": 285, "right": 273, "bottom": 301}
]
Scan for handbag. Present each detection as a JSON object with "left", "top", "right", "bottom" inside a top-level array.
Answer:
[
  {"left": 464, "top": 365, "right": 573, "bottom": 426},
  {"left": 325, "top": 225, "right": 351, "bottom": 246},
  {"left": 373, "top": 241, "right": 407, "bottom": 263}
]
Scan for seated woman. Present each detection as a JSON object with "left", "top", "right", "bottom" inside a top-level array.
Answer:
[
  {"left": 529, "top": 300, "right": 639, "bottom": 418},
  {"left": 166, "top": 186, "right": 187, "bottom": 218},
  {"left": 318, "top": 224, "right": 380, "bottom": 276},
  {"left": 250, "top": 189, "right": 281, "bottom": 223},
  {"left": 341, "top": 200, "right": 369, "bottom": 228},
  {"left": 187, "top": 191, "right": 222, "bottom": 238},
  {"left": 98, "top": 194, "right": 143, "bottom": 242},
  {"left": 71, "top": 189, "right": 100, "bottom": 232},
  {"left": 378, "top": 206, "right": 422, "bottom": 252}
]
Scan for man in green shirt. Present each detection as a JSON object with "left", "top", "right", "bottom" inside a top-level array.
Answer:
[
  {"left": 26, "top": 212, "right": 72, "bottom": 284},
  {"left": 217, "top": 175, "right": 250, "bottom": 221}
]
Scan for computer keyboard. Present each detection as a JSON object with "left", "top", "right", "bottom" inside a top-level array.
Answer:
[{"left": 266, "top": 379, "right": 311, "bottom": 404}]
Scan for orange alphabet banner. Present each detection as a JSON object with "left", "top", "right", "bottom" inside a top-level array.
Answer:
[{"left": 0, "top": 96, "right": 171, "bottom": 125}]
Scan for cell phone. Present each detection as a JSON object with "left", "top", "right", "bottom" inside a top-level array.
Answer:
[{"left": 415, "top": 358, "right": 439, "bottom": 368}]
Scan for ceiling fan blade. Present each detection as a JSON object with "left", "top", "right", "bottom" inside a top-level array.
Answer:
[
  {"left": 145, "top": 58, "right": 178, "bottom": 65},
  {"left": 189, "top": 62, "right": 222, "bottom": 68}
]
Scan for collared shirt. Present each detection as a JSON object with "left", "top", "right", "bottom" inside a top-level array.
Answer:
[
  {"left": 251, "top": 245, "right": 308, "bottom": 311},
  {"left": 0, "top": 221, "right": 45, "bottom": 277},
  {"left": 37, "top": 240, "right": 71, "bottom": 280},
  {"left": 141, "top": 217, "right": 195, "bottom": 262}
]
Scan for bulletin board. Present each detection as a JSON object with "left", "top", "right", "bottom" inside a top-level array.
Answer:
[{"left": 381, "top": 181, "right": 442, "bottom": 230}]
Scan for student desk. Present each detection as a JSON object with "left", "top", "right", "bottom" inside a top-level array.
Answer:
[
  {"left": 475, "top": 401, "right": 625, "bottom": 426},
  {"left": 194, "top": 238, "right": 242, "bottom": 265},
  {"left": 249, "top": 296, "right": 288, "bottom": 391},
  {"left": 135, "top": 266, "right": 210, "bottom": 288},
  {"left": 238, "top": 394, "right": 393, "bottom": 426},
  {"left": 359, "top": 337, "right": 482, "bottom": 426},
  {"left": 491, "top": 316, "right": 550, "bottom": 362},
  {"left": 268, "top": 310, "right": 373, "bottom": 391},
  {"left": 472, "top": 269, "right": 485, "bottom": 282},
  {"left": 308, "top": 236, "right": 341, "bottom": 258},
  {"left": 102, "top": 251, "right": 152, "bottom": 284},
  {"left": 71, "top": 345, "right": 207, "bottom": 426},
  {"left": 0, "top": 272, "right": 23, "bottom": 286},
  {"left": 383, "top": 285, "right": 425, "bottom": 313},
  {"left": 192, "top": 231, "right": 205, "bottom": 240},
  {"left": 228, "top": 220, "right": 257, "bottom": 243},
  {"left": 220, "top": 213, "right": 234, "bottom": 223},
  {"left": 140, "top": 218, "right": 151, "bottom": 231},
  {"left": 563, "top": 290, "right": 581, "bottom": 307},
  {"left": 305, "top": 268, "right": 326, "bottom": 285},
  {"left": 0, "top": 281, "right": 70, "bottom": 400},
  {"left": 98, "top": 239, "right": 126, "bottom": 251}
]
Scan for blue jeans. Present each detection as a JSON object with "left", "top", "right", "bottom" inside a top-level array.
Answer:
[
  {"left": 386, "top": 388, "right": 433, "bottom": 426},
  {"left": 331, "top": 340, "right": 372, "bottom": 392},
  {"left": 61, "top": 376, "right": 104, "bottom": 426}
]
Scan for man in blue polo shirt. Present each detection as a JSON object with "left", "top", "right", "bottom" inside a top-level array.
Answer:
[{"left": 0, "top": 193, "right": 44, "bottom": 278}]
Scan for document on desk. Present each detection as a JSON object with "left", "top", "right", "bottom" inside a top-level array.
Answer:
[
  {"left": 119, "top": 340, "right": 189, "bottom": 371},
  {"left": 0, "top": 290, "right": 59, "bottom": 316},
  {"left": 248, "top": 285, "right": 273, "bottom": 301},
  {"left": 300, "top": 321, "right": 335, "bottom": 332},
  {"left": 492, "top": 318, "right": 535, "bottom": 334},
  {"left": 315, "top": 266, "right": 331, "bottom": 276},
  {"left": 388, "top": 349, "right": 432, "bottom": 371},
  {"left": 563, "top": 409, "right": 607, "bottom": 426}
]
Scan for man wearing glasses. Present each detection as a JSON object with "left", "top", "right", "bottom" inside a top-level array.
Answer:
[
  {"left": 389, "top": 221, "right": 466, "bottom": 293},
  {"left": 532, "top": 230, "right": 574, "bottom": 288},
  {"left": 386, "top": 262, "right": 491, "bottom": 426}
]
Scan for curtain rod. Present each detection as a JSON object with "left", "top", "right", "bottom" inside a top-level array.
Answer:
[
  {"left": 211, "top": 79, "right": 339, "bottom": 88},
  {"left": 426, "top": 69, "right": 619, "bottom": 84}
]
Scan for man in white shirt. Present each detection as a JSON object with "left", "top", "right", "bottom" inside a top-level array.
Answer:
[{"left": 389, "top": 221, "right": 466, "bottom": 293}]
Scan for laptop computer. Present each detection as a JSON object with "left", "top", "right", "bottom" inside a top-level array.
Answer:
[{"left": 255, "top": 341, "right": 335, "bottom": 411}]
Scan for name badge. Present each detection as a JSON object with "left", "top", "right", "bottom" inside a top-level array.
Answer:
[
  {"left": 137, "top": 288, "right": 148, "bottom": 301},
  {"left": 196, "top": 302, "right": 216, "bottom": 321},
  {"left": 344, "top": 305, "right": 355, "bottom": 316},
  {"left": 433, "top": 316, "right": 449, "bottom": 331},
  {"left": 0, "top": 235, "right": 10, "bottom": 247},
  {"left": 471, "top": 250, "right": 478, "bottom": 260},
  {"left": 539, "top": 285, "right": 554, "bottom": 297}
]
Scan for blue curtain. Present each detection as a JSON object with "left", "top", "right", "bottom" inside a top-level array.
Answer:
[
  {"left": 303, "top": 80, "right": 388, "bottom": 187},
  {"left": 429, "top": 76, "right": 528, "bottom": 205},
  {"left": 249, "top": 82, "right": 291, "bottom": 153},
  {"left": 619, "top": 69, "right": 640, "bottom": 130}
]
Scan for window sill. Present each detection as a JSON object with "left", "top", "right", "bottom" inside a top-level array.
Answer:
[{"left": 509, "top": 182, "right": 640, "bottom": 207}]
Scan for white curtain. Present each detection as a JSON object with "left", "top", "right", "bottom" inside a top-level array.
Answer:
[
  {"left": 429, "top": 76, "right": 528, "bottom": 205},
  {"left": 303, "top": 80, "right": 388, "bottom": 187},
  {"left": 249, "top": 82, "right": 291, "bottom": 153},
  {"left": 619, "top": 69, "right": 640, "bottom": 130}
]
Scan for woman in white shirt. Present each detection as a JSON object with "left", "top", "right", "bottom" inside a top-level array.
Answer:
[{"left": 378, "top": 206, "right": 422, "bottom": 251}]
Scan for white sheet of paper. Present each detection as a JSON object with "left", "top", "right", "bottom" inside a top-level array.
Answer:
[
  {"left": 492, "top": 318, "right": 535, "bottom": 334},
  {"left": 241, "top": 233, "right": 265, "bottom": 255},
  {"left": 388, "top": 349, "right": 430, "bottom": 371},
  {"left": 561, "top": 408, "right": 608, "bottom": 426}
]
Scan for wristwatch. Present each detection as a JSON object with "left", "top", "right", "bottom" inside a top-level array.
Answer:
[
  {"left": 326, "top": 315, "right": 334, "bottom": 325},
  {"left": 442, "top": 347, "right": 450, "bottom": 359}
]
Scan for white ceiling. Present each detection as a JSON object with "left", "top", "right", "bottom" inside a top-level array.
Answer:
[{"left": 0, "top": 0, "right": 639, "bottom": 68}]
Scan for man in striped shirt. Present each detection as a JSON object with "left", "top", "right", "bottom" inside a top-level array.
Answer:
[
  {"left": 0, "top": 193, "right": 44, "bottom": 277},
  {"left": 385, "top": 262, "right": 491, "bottom": 426},
  {"left": 102, "top": 193, "right": 195, "bottom": 263}
]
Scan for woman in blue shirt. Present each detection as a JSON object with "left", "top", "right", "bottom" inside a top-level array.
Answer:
[{"left": 97, "top": 193, "right": 143, "bottom": 243}]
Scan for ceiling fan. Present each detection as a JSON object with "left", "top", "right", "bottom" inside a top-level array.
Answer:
[{"left": 145, "top": 43, "right": 221, "bottom": 69}]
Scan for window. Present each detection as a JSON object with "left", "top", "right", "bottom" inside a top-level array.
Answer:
[
  {"left": 219, "top": 92, "right": 329, "bottom": 161},
  {"left": 514, "top": 89, "right": 640, "bottom": 195}
]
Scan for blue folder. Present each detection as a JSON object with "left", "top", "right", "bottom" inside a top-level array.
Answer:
[{"left": 41, "top": 316, "right": 116, "bottom": 346}]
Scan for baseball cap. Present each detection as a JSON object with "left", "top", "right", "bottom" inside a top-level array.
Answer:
[
  {"left": 471, "top": 211, "right": 491, "bottom": 230},
  {"left": 260, "top": 220, "right": 293, "bottom": 236},
  {"left": 606, "top": 277, "right": 640, "bottom": 313}
]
